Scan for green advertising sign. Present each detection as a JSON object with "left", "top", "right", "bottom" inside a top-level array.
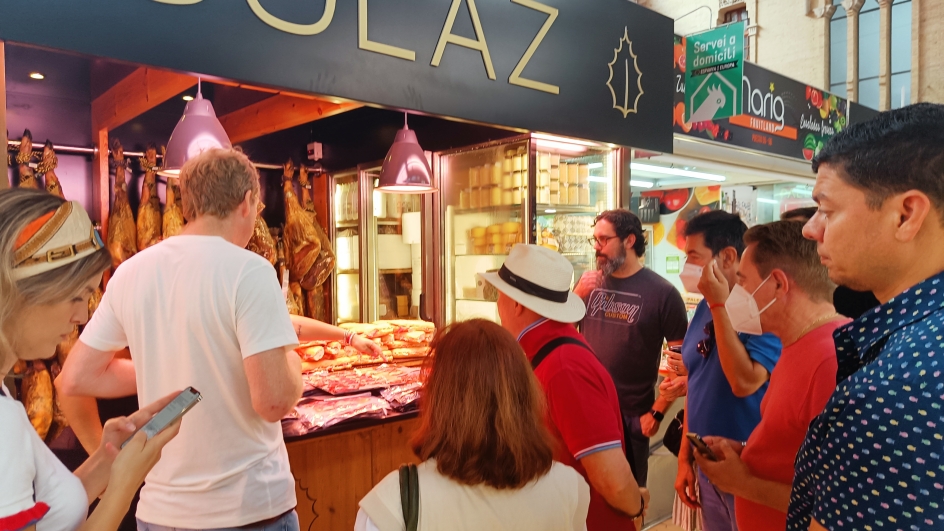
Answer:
[{"left": 685, "top": 22, "right": 744, "bottom": 122}]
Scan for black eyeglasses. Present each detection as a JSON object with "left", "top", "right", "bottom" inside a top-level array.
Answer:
[
  {"left": 697, "top": 321, "right": 715, "bottom": 358},
  {"left": 588, "top": 235, "right": 621, "bottom": 247}
]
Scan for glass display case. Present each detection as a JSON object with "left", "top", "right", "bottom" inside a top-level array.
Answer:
[
  {"left": 330, "top": 169, "right": 361, "bottom": 324},
  {"left": 437, "top": 134, "right": 620, "bottom": 324},
  {"left": 330, "top": 164, "right": 426, "bottom": 324}
]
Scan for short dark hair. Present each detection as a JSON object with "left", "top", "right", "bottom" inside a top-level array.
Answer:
[
  {"left": 812, "top": 103, "right": 944, "bottom": 217},
  {"left": 595, "top": 209, "right": 646, "bottom": 257},
  {"left": 780, "top": 206, "right": 818, "bottom": 222},
  {"left": 744, "top": 221, "right": 835, "bottom": 302},
  {"left": 683, "top": 210, "right": 748, "bottom": 257}
]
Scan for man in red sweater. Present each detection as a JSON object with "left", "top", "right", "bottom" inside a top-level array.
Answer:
[{"left": 481, "top": 244, "right": 647, "bottom": 531}]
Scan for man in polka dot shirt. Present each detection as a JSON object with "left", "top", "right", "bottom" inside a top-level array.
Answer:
[{"left": 790, "top": 103, "right": 944, "bottom": 530}]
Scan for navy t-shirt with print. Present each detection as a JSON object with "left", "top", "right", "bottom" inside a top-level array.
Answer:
[
  {"left": 787, "top": 271, "right": 944, "bottom": 531},
  {"left": 580, "top": 268, "right": 689, "bottom": 416}
]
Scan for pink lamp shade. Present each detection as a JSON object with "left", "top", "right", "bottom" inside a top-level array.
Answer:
[
  {"left": 157, "top": 91, "right": 232, "bottom": 177},
  {"left": 377, "top": 119, "right": 435, "bottom": 194}
]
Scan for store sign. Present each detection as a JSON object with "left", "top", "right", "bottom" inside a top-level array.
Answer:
[
  {"left": 684, "top": 22, "right": 744, "bottom": 123},
  {"left": 673, "top": 35, "right": 879, "bottom": 162},
  {"left": 0, "top": 0, "right": 674, "bottom": 152}
]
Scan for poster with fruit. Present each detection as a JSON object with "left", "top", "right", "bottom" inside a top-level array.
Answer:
[
  {"left": 672, "top": 35, "right": 878, "bottom": 162},
  {"left": 642, "top": 185, "right": 721, "bottom": 251}
]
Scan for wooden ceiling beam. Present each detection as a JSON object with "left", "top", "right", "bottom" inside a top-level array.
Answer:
[
  {"left": 92, "top": 67, "right": 196, "bottom": 132},
  {"left": 219, "top": 94, "right": 360, "bottom": 144}
]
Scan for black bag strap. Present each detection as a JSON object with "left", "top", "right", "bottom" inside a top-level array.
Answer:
[
  {"left": 399, "top": 464, "right": 419, "bottom": 531},
  {"left": 531, "top": 336, "right": 592, "bottom": 370}
]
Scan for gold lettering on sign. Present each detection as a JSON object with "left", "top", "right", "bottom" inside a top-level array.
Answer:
[
  {"left": 247, "top": 0, "right": 336, "bottom": 36},
  {"left": 508, "top": 0, "right": 559, "bottom": 95},
  {"left": 431, "top": 0, "right": 496, "bottom": 80},
  {"left": 358, "top": 0, "right": 416, "bottom": 61}
]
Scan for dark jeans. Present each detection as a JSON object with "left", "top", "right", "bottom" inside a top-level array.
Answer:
[
  {"left": 137, "top": 511, "right": 299, "bottom": 531},
  {"left": 621, "top": 413, "right": 651, "bottom": 487}
]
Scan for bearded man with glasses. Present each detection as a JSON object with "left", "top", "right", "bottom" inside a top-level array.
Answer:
[
  {"left": 574, "top": 209, "right": 688, "bottom": 489},
  {"left": 669, "top": 210, "right": 782, "bottom": 531}
]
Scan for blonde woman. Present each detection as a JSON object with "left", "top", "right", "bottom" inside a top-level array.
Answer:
[{"left": 0, "top": 188, "right": 178, "bottom": 531}]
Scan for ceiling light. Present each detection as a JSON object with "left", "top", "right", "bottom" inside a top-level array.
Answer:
[
  {"left": 630, "top": 180, "right": 654, "bottom": 188},
  {"left": 587, "top": 176, "right": 609, "bottom": 183},
  {"left": 544, "top": 209, "right": 557, "bottom": 214},
  {"left": 29, "top": 72, "right": 44, "bottom": 80},
  {"left": 587, "top": 162, "right": 604, "bottom": 169},
  {"left": 158, "top": 79, "right": 232, "bottom": 177},
  {"left": 182, "top": 95, "right": 194, "bottom": 101},
  {"left": 630, "top": 162, "right": 726, "bottom": 182},
  {"left": 376, "top": 113, "right": 436, "bottom": 194},
  {"left": 757, "top": 197, "right": 779, "bottom": 205},
  {"left": 531, "top": 133, "right": 599, "bottom": 147},
  {"left": 534, "top": 139, "right": 587, "bottom": 154}
]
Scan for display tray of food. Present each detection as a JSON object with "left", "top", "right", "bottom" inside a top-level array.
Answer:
[
  {"left": 282, "top": 320, "right": 434, "bottom": 437},
  {"left": 294, "top": 319, "right": 435, "bottom": 372}
]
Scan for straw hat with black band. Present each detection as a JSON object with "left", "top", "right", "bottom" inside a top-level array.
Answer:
[
  {"left": 478, "top": 245, "right": 586, "bottom": 324},
  {"left": 12, "top": 200, "right": 105, "bottom": 280}
]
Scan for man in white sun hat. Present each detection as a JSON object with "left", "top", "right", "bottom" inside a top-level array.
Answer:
[{"left": 480, "top": 244, "right": 648, "bottom": 531}]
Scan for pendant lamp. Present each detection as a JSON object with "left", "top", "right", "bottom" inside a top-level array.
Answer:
[
  {"left": 376, "top": 113, "right": 435, "bottom": 193},
  {"left": 158, "top": 79, "right": 232, "bottom": 177}
]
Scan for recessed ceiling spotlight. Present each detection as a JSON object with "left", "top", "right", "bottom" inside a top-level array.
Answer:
[
  {"left": 182, "top": 95, "right": 194, "bottom": 101},
  {"left": 29, "top": 72, "right": 44, "bottom": 80}
]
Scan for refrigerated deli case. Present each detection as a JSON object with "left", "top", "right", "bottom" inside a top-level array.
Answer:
[{"left": 436, "top": 134, "right": 622, "bottom": 324}]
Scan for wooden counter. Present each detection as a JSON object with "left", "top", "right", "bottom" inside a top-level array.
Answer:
[{"left": 286, "top": 415, "right": 420, "bottom": 531}]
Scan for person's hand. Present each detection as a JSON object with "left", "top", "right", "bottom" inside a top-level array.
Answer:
[
  {"left": 702, "top": 435, "right": 744, "bottom": 457},
  {"left": 350, "top": 334, "right": 383, "bottom": 358},
  {"left": 640, "top": 412, "right": 661, "bottom": 437},
  {"left": 666, "top": 349, "right": 687, "bottom": 376},
  {"left": 633, "top": 486, "right": 650, "bottom": 527},
  {"left": 574, "top": 271, "right": 603, "bottom": 299},
  {"left": 106, "top": 417, "right": 181, "bottom": 494},
  {"left": 98, "top": 391, "right": 180, "bottom": 461},
  {"left": 675, "top": 459, "right": 700, "bottom": 509},
  {"left": 699, "top": 260, "right": 730, "bottom": 307},
  {"left": 693, "top": 439, "right": 749, "bottom": 496},
  {"left": 659, "top": 375, "right": 688, "bottom": 401}
]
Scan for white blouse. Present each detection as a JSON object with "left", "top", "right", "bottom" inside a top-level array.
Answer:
[{"left": 0, "top": 384, "right": 87, "bottom": 531}]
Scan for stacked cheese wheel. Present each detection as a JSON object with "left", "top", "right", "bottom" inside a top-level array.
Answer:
[{"left": 295, "top": 320, "right": 436, "bottom": 372}]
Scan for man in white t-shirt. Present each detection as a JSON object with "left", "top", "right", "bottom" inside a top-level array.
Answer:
[{"left": 58, "top": 149, "right": 303, "bottom": 530}]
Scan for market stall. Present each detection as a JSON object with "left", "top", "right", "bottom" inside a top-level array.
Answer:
[{"left": 2, "top": 1, "right": 676, "bottom": 529}]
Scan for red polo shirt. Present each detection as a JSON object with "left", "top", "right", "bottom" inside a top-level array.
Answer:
[{"left": 518, "top": 319, "right": 636, "bottom": 531}]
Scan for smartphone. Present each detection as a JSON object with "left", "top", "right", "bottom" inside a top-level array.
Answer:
[
  {"left": 686, "top": 432, "right": 719, "bottom": 461},
  {"left": 121, "top": 387, "right": 202, "bottom": 449},
  {"left": 668, "top": 345, "right": 683, "bottom": 354}
]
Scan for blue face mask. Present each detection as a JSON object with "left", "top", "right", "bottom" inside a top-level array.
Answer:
[{"left": 725, "top": 276, "right": 776, "bottom": 335}]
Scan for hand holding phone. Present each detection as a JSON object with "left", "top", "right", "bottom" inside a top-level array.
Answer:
[
  {"left": 686, "top": 432, "right": 719, "bottom": 461},
  {"left": 121, "top": 387, "right": 202, "bottom": 449}
]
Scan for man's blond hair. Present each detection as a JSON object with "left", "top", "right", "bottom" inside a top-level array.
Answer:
[{"left": 179, "top": 148, "right": 260, "bottom": 221}]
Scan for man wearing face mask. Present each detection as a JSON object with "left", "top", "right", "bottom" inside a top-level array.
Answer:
[
  {"left": 574, "top": 209, "right": 688, "bottom": 488},
  {"left": 692, "top": 221, "right": 848, "bottom": 531},
  {"left": 671, "top": 211, "right": 782, "bottom": 531}
]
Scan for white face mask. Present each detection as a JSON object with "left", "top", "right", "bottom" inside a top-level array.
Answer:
[
  {"left": 725, "top": 276, "right": 776, "bottom": 336},
  {"left": 679, "top": 262, "right": 703, "bottom": 294}
]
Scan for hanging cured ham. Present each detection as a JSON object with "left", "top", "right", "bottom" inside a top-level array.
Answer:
[
  {"left": 162, "top": 172, "right": 185, "bottom": 239},
  {"left": 298, "top": 165, "right": 336, "bottom": 288},
  {"left": 16, "top": 130, "right": 38, "bottom": 189},
  {"left": 20, "top": 360, "right": 53, "bottom": 440},
  {"left": 136, "top": 145, "right": 162, "bottom": 250},
  {"left": 106, "top": 140, "right": 137, "bottom": 270},
  {"left": 38, "top": 141, "right": 64, "bottom": 198},
  {"left": 246, "top": 202, "right": 278, "bottom": 265},
  {"left": 282, "top": 160, "right": 321, "bottom": 288}
]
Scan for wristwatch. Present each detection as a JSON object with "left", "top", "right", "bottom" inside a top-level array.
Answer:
[{"left": 649, "top": 409, "right": 665, "bottom": 422}]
